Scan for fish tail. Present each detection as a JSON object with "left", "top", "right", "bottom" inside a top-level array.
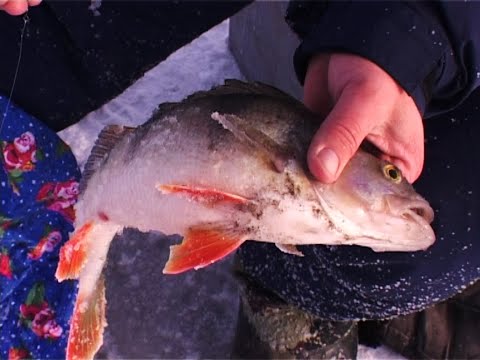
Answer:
[
  {"left": 56, "top": 222, "right": 95, "bottom": 281},
  {"left": 66, "top": 275, "right": 107, "bottom": 360},
  {"left": 61, "top": 221, "right": 120, "bottom": 359}
]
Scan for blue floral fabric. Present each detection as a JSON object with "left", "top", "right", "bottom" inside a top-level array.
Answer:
[{"left": 0, "top": 95, "right": 80, "bottom": 360}]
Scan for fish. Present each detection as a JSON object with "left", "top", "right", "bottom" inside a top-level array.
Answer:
[{"left": 55, "top": 80, "right": 435, "bottom": 359}]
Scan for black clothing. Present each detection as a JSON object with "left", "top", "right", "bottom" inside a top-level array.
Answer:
[
  {"left": 239, "top": 88, "right": 480, "bottom": 319},
  {"left": 1, "top": 0, "right": 478, "bottom": 323},
  {"left": 239, "top": 1, "right": 480, "bottom": 320},
  {"left": 0, "top": 1, "right": 249, "bottom": 131},
  {"left": 286, "top": 1, "right": 480, "bottom": 117}
]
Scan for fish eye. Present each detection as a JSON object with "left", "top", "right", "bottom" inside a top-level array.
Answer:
[{"left": 383, "top": 164, "right": 402, "bottom": 183}]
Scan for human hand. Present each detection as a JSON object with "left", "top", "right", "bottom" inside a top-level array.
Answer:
[
  {"left": 304, "top": 53, "right": 424, "bottom": 184},
  {"left": 0, "top": 0, "right": 41, "bottom": 15}
]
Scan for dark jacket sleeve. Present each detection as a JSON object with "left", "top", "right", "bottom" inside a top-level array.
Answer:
[{"left": 286, "top": 1, "right": 480, "bottom": 118}]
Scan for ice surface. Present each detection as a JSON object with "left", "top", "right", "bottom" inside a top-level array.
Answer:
[
  {"left": 97, "top": 230, "right": 239, "bottom": 359},
  {"left": 59, "top": 20, "right": 404, "bottom": 359}
]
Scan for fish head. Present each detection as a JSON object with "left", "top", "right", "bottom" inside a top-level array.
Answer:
[{"left": 312, "top": 150, "right": 435, "bottom": 252}]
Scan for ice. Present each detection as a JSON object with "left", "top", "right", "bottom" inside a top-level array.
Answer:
[{"left": 58, "top": 19, "right": 404, "bottom": 360}]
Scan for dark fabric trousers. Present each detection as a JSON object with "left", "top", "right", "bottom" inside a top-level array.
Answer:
[{"left": 369, "top": 279, "right": 480, "bottom": 359}]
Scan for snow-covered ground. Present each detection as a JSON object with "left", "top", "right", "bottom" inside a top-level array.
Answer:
[
  {"left": 59, "top": 19, "right": 404, "bottom": 360},
  {"left": 59, "top": 19, "right": 243, "bottom": 169}
]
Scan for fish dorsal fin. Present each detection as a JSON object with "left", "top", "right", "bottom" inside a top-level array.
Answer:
[
  {"left": 185, "top": 79, "right": 304, "bottom": 106},
  {"left": 226, "top": 79, "right": 301, "bottom": 101},
  {"left": 147, "top": 80, "right": 305, "bottom": 122},
  {"left": 150, "top": 101, "right": 179, "bottom": 119},
  {"left": 211, "top": 112, "right": 293, "bottom": 173},
  {"left": 80, "top": 125, "right": 135, "bottom": 194}
]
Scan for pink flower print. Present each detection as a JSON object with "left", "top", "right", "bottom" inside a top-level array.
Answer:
[
  {"left": 36, "top": 180, "right": 79, "bottom": 222},
  {"left": 2, "top": 131, "right": 37, "bottom": 172},
  {"left": 42, "top": 319, "right": 63, "bottom": 339},
  {"left": 44, "top": 230, "right": 62, "bottom": 252},
  {"left": 54, "top": 179, "right": 79, "bottom": 201},
  {"left": 31, "top": 308, "right": 63, "bottom": 340},
  {"left": 20, "top": 301, "right": 48, "bottom": 319},
  {"left": 28, "top": 230, "right": 62, "bottom": 260}
]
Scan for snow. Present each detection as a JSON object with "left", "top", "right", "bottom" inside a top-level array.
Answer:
[
  {"left": 59, "top": 19, "right": 404, "bottom": 359},
  {"left": 358, "top": 345, "right": 406, "bottom": 359},
  {"left": 58, "top": 18, "right": 243, "bottom": 168}
]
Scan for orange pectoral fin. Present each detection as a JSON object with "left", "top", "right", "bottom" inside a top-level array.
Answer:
[
  {"left": 157, "top": 184, "right": 249, "bottom": 206},
  {"left": 55, "top": 222, "right": 94, "bottom": 281},
  {"left": 163, "top": 224, "right": 247, "bottom": 274},
  {"left": 66, "top": 275, "right": 107, "bottom": 360}
]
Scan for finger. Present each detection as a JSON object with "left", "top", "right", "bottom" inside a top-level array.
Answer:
[
  {"left": 303, "top": 54, "right": 332, "bottom": 117},
  {"left": 307, "top": 81, "right": 396, "bottom": 183},
  {"left": 2, "top": 0, "right": 28, "bottom": 15},
  {"left": 367, "top": 95, "right": 425, "bottom": 182},
  {"left": 393, "top": 95, "right": 425, "bottom": 182}
]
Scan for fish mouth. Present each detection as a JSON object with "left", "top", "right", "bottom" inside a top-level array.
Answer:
[
  {"left": 386, "top": 195, "right": 435, "bottom": 227},
  {"left": 358, "top": 196, "right": 436, "bottom": 252},
  {"left": 312, "top": 185, "right": 436, "bottom": 251}
]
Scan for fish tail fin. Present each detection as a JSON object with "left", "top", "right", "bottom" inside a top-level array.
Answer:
[
  {"left": 56, "top": 222, "right": 95, "bottom": 281},
  {"left": 66, "top": 275, "right": 107, "bottom": 360},
  {"left": 163, "top": 223, "right": 247, "bottom": 274}
]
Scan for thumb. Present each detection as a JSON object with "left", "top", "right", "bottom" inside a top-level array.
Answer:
[
  {"left": 307, "top": 82, "right": 395, "bottom": 183},
  {"left": 1, "top": 1, "right": 27, "bottom": 15}
]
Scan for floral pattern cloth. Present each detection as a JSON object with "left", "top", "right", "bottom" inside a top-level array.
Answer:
[{"left": 0, "top": 94, "right": 80, "bottom": 360}]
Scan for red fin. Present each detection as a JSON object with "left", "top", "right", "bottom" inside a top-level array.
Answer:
[
  {"left": 66, "top": 276, "right": 107, "bottom": 360},
  {"left": 55, "top": 222, "right": 94, "bottom": 281},
  {"left": 163, "top": 224, "right": 247, "bottom": 274},
  {"left": 157, "top": 184, "right": 249, "bottom": 205}
]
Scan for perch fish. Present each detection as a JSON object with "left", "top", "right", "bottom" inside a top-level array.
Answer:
[{"left": 55, "top": 80, "right": 435, "bottom": 359}]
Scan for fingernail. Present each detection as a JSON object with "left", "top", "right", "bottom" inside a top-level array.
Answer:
[{"left": 317, "top": 148, "right": 339, "bottom": 179}]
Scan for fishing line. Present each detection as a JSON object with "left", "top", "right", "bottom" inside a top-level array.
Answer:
[{"left": 0, "top": 13, "right": 29, "bottom": 136}]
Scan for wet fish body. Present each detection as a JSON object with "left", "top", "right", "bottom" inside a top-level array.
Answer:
[{"left": 55, "top": 80, "right": 435, "bottom": 359}]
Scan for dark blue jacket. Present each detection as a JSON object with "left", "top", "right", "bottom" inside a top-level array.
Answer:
[
  {"left": 238, "top": 1, "right": 480, "bottom": 321},
  {"left": 286, "top": 1, "right": 480, "bottom": 117}
]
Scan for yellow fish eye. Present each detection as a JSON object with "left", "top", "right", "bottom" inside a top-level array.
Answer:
[{"left": 383, "top": 164, "right": 402, "bottom": 183}]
